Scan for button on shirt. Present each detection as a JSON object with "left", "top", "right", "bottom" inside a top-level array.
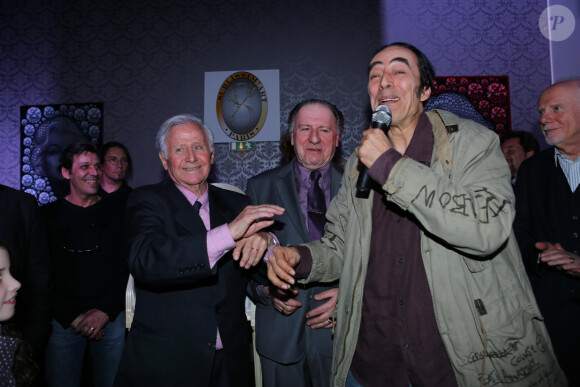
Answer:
[{"left": 176, "top": 184, "right": 236, "bottom": 350}]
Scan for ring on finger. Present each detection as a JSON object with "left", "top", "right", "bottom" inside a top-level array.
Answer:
[
  {"left": 327, "top": 318, "right": 332, "bottom": 324},
  {"left": 571, "top": 258, "right": 575, "bottom": 264}
]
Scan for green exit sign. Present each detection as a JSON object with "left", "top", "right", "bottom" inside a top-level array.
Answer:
[{"left": 229, "top": 141, "right": 255, "bottom": 151}]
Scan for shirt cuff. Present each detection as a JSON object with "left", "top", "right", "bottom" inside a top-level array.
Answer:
[
  {"left": 255, "top": 285, "right": 272, "bottom": 305},
  {"left": 263, "top": 232, "right": 280, "bottom": 263},
  {"left": 207, "top": 224, "right": 236, "bottom": 269},
  {"left": 368, "top": 148, "right": 403, "bottom": 186},
  {"left": 294, "top": 245, "right": 313, "bottom": 279}
]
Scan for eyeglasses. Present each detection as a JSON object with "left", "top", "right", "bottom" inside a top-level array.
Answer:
[{"left": 105, "top": 158, "right": 129, "bottom": 166}]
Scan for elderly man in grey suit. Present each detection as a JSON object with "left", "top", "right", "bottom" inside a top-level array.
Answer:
[{"left": 247, "top": 99, "right": 343, "bottom": 387}]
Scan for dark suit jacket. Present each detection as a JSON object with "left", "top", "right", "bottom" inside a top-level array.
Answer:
[
  {"left": 0, "top": 185, "right": 53, "bottom": 364},
  {"left": 246, "top": 161, "right": 343, "bottom": 364},
  {"left": 115, "top": 181, "right": 254, "bottom": 387},
  {"left": 513, "top": 148, "right": 580, "bottom": 383}
]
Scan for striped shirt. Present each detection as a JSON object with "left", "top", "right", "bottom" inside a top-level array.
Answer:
[{"left": 554, "top": 149, "right": 580, "bottom": 192}]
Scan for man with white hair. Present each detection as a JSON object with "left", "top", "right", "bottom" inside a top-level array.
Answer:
[
  {"left": 514, "top": 78, "right": 580, "bottom": 386},
  {"left": 114, "top": 114, "right": 284, "bottom": 387}
]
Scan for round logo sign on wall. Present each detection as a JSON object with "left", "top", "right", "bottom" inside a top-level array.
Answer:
[{"left": 216, "top": 72, "right": 268, "bottom": 141}]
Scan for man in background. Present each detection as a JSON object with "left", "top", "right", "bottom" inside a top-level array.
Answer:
[
  {"left": 247, "top": 99, "right": 343, "bottom": 387},
  {"left": 98, "top": 141, "right": 133, "bottom": 202},
  {"left": 43, "top": 142, "right": 128, "bottom": 387},
  {"left": 501, "top": 130, "right": 540, "bottom": 184},
  {"left": 514, "top": 78, "right": 580, "bottom": 386}
]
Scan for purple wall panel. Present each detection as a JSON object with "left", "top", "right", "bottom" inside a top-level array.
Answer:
[
  {"left": 548, "top": 0, "right": 580, "bottom": 82},
  {"left": 380, "top": 0, "right": 551, "bottom": 147}
]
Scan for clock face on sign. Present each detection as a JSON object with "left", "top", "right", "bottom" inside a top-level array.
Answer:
[{"left": 216, "top": 71, "right": 268, "bottom": 141}]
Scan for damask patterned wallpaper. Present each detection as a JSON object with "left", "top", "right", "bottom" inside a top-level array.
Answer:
[
  {"left": 381, "top": 0, "right": 551, "bottom": 144},
  {"left": 0, "top": 0, "right": 551, "bottom": 192}
]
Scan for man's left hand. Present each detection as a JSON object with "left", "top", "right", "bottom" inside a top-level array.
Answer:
[
  {"left": 306, "top": 288, "right": 338, "bottom": 330},
  {"left": 357, "top": 127, "right": 392, "bottom": 168},
  {"left": 233, "top": 232, "right": 271, "bottom": 269},
  {"left": 536, "top": 241, "right": 580, "bottom": 276}
]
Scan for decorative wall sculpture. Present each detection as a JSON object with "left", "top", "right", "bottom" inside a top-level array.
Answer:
[{"left": 20, "top": 103, "right": 103, "bottom": 204}]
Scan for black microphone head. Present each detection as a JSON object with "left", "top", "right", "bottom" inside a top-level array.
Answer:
[{"left": 372, "top": 105, "right": 392, "bottom": 129}]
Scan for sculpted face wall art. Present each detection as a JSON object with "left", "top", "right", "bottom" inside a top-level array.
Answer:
[{"left": 20, "top": 103, "right": 103, "bottom": 205}]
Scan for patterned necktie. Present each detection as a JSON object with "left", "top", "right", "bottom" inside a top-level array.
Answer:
[{"left": 307, "top": 170, "right": 327, "bottom": 241}]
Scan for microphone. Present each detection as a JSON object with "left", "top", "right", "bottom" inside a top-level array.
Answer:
[{"left": 355, "top": 105, "right": 392, "bottom": 198}]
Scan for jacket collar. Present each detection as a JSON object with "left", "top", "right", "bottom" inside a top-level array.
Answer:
[
  {"left": 166, "top": 181, "right": 206, "bottom": 232},
  {"left": 426, "top": 109, "right": 460, "bottom": 175}
]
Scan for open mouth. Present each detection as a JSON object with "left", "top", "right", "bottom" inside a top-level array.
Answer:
[{"left": 380, "top": 98, "right": 400, "bottom": 103}]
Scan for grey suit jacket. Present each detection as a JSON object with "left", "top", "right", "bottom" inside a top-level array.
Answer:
[{"left": 246, "top": 161, "right": 343, "bottom": 364}]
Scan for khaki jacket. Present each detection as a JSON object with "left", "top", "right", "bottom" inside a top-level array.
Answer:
[{"left": 302, "top": 110, "right": 566, "bottom": 386}]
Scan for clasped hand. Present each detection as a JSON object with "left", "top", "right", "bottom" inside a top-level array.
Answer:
[
  {"left": 267, "top": 246, "right": 301, "bottom": 289},
  {"left": 228, "top": 204, "right": 284, "bottom": 269},
  {"left": 70, "top": 308, "right": 109, "bottom": 340},
  {"left": 267, "top": 249, "right": 337, "bottom": 330},
  {"left": 536, "top": 241, "right": 580, "bottom": 276}
]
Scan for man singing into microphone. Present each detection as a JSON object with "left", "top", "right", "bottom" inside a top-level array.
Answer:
[{"left": 267, "top": 42, "right": 565, "bottom": 386}]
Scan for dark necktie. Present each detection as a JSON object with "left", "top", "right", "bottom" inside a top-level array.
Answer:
[
  {"left": 193, "top": 201, "right": 202, "bottom": 213},
  {"left": 307, "top": 170, "right": 327, "bottom": 241}
]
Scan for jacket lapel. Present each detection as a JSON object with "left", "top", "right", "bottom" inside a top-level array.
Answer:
[
  {"left": 207, "top": 185, "right": 229, "bottom": 229},
  {"left": 330, "top": 163, "right": 343, "bottom": 197},
  {"left": 167, "top": 182, "right": 207, "bottom": 232}
]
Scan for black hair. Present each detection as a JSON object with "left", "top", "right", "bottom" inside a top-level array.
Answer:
[
  {"left": 59, "top": 142, "right": 101, "bottom": 172},
  {"left": 501, "top": 130, "right": 540, "bottom": 154},
  {"left": 369, "top": 42, "right": 436, "bottom": 98}
]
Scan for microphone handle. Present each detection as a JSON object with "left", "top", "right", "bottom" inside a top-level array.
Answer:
[
  {"left": 355, "top": 164, "right": 372, "bottom": 198},
  {"left": 355, "top": 121, "right": 389, "bottom": 198}
]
